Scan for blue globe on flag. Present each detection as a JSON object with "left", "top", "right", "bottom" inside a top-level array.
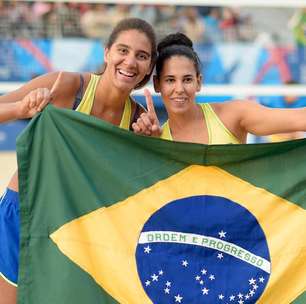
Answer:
[{"left": 136, "top": 195, "right": 270, "bottom": 303}]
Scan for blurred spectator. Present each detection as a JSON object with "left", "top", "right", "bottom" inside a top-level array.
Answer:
[
  {"left": 289, "top": 8, "right": 306, "bottom": 83},
  {"left": 290, "top": 8, "right": 306, "bottom": 45},
  {"left": 0, "top": 1, "right": 11, "bottom": 38},
  {"left": 237, "top": 12, "right": 255, "bottom": 42},
  {"left": 155, "top": 5, "right": 176, "bottom": 24},
  {"left": 9, "top": 1, "right": 34, "bottom": 38},
  {"left": 80, "top": 4, "right": 112, "bottom": 40},
  {"left": 203, "top": 7, "right": 222, "bottom": 43},
  {"left": 180, "top": 7, "right": 205, "bottom": 43},
  {"left": 108, "top": 4, "right": 131, "bottom": 28},
  {"left": 0, "top": 1, "right": 300, "bottom": 45},
  {"left": 31, "top": 1, "right": 53, "bottom": 38},
  {"left": 220, "top": 7, "right": 240, "bottom": 41},
  {"left": 43, "top": 2, "right": 82, "bottom": 37},
  {"left": 130, "top": 4, "right": 157, "bottom": 25},
  {"left": 154, "top": 5, "right": 180, "bottom": 39}
]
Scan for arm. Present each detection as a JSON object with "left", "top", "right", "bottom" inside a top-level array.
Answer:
[
  {"left": 233, "top": 100, "right": 306, "bottom": 136},
  {"left": 0, "top": 71, "right": 81, "bottom": 111},
  {"left": 0, "top": 102, "right": 24, "bottom": 123},
  {"left": 0, "top": 99, "right": 46, "bottom": 123}
]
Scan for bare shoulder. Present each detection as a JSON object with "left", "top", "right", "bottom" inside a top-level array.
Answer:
[{"left": 49, "top": 71, "right": 85, "bottom": 108}]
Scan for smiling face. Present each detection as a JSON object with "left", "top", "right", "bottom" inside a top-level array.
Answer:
[
  {"left": 154, "top": 55, "right": 202, "bottom": 115},
  {"left": 104, "top": 29, "right": 153, "bottom": 93}
]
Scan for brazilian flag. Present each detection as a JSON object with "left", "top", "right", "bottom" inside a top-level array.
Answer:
[{"left": 17, "top": 106, "right": 306, "bottom": 304}]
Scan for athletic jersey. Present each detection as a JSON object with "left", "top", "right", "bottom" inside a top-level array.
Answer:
[
  {"left": 161, "top": 103, "right": 240, "bottom": 144},
  {"left": 75, "top": 74, "right": 132, "bottom": 130}
]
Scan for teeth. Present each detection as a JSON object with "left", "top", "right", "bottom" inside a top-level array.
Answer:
[{"left": 119, "top": 70, "right": 135, "bottom": 77}]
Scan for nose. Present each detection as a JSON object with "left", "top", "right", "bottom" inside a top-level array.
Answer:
[
  {"left": 174, "top": 80, "right": 184, "bottom": 94},
  {"left": 124, "top": 53, "right": 137, "bottom": 68}
]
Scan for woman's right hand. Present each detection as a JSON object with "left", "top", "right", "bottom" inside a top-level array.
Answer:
[{"left": 132, "top": 89, "right": 162, "bottom": 137}]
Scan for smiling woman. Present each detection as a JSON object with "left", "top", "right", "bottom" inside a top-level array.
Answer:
[
  {"left": 133, "top": 32, "right": 306, "bottom": 145},
  {"left": 0, "top": 18, "right": 157, "bottom": 304}
]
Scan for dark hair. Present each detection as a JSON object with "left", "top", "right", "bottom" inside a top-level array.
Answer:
[
  {"left": 102, "top": 18, "right": 157, "bottom": 89},
  {"left": 156, "top": 33, "right": 202, "bottom": 79}
]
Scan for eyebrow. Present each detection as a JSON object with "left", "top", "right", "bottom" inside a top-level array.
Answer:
[
  {"left": 164, "top": 74, "right": 195, "bottom": 78},
  {"left": 116, "top": 43, "right": 151, "bottom": 57}
]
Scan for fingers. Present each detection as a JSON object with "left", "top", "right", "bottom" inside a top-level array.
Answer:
[
  {"left": 132, "top": 112, "right": 162, "bottom": 137},
  {"left": 37, "top": 88, "right": 51, "bottom": 111},
  {"left": 132, "top": 122, "right": 141, "bottom": 134},
  {"left": 28, "top": 88, "right": 51, "bottom": 111},
  {"left": 132, "top": 113, "right": 153, "bottom": 136},
  {"left": 137, "top": 115, "right": 152, "bottom": 136},
  {"left": 151, "top": 123, "right": 163, "bottom": 136},
  {"left": 144, "top": 88, "right": 161, "bottom": 130},
  {"left": 18, "top": 88, "right": 51, "bottom": 119},
  {"left": 144, "top": 88, "right": 156, "bottom": 116}
]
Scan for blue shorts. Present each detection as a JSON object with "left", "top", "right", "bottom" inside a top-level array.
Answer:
[{"left": 0, "top": 188, "right": 19, "bottom": 286}]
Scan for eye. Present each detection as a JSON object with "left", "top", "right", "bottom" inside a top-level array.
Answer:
[
  {"left": 137, "top": 52, "right": 149, "bottom": 61},
  {"left": 184, "top": 77, "right": 193, "bottom": 83},
  {"left": 118, "top": 47, "right": 128, "bottom": 55},
  {"left": 165, "top": 78, "right": 174, "bottom": 83}
]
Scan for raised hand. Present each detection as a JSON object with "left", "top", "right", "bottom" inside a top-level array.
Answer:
[
  {"left": 132, "top": 88, "right": 162, "bottom": 137},
  {"left": 16, "top": 72, "right": 63, "bottom": 119}
]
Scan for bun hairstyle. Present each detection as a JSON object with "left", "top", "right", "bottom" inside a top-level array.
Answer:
[
  {"left": 156, "top": 32, "right": 202, "bottom": 79},
  {"left": 157, "top": 32, "right": 193, "bottom": 53}
]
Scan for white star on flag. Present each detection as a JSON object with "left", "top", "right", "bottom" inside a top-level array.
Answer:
[
  {"left": 144, "top": 245, "right": 151, "bottom": 254},
  {"left": 159, "top": 270, "right": 164, "bottom": 275},
  {"left": 217, "top": 253, "right": 224, "bottom": 259},
  {"left": 175, "top": 294, "right": 183, "bottom": 303},
  {"left": 253, "top": 284, "right": 258, "bottom": 290},
  {"left": 165, "top": 281, "right": 171, "bottom": 287},
  {"left": 151, "top": 274, "right": 158, "bottom": 281},
  {"left": 182, "top": 260, "right": 188, "bottom": 267},
  {"left": 249, "top": 290, "right": 255, "bottom": 296},
  {"left": 164, "top": 287, "right": 170, "bottom": 294},
  {"left": 202, "top": 287, "right": 209, "bottom": 295},
  {"left": 259, "top": 277, "right": 265, "bottom": 283},
  {"left": 218, "top": 230, "right": 227, "bottom": 238},
  {"left": 249, "top": 278, "right": 256, "bottom": 285},
  {"left": 209, "top": 274, "right": 215, "bottom": 280},
  {"left": 195, "top": 275, "right": 200, "bottom": 281},
  {"left": 201, "top": 269, "right": 207, "bottom": 275},
  {"left": 199, "top": 280, "right": 204, "bottom": 285},
  {"left": 238, "top": 300, "right": 244, "bottom": 304},
  {"left": 145, "top": 280, "right": 150, "bottom": 286},
  {"left": 218, "top": 294, "right": 225, "bottom": 299},
  {"left": 238, "top": 293, "right": 243, "bottom": 299},
  {"left": 229, "top": 295, "right": 235, "bottom": 301}
]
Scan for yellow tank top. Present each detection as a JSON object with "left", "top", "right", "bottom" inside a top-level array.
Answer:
[
  {"left": 76, "top": 74, "right": 132, "bottom": 130},
  {"left": 161, "top": 103, "right": 240, "bottom": 144}
]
